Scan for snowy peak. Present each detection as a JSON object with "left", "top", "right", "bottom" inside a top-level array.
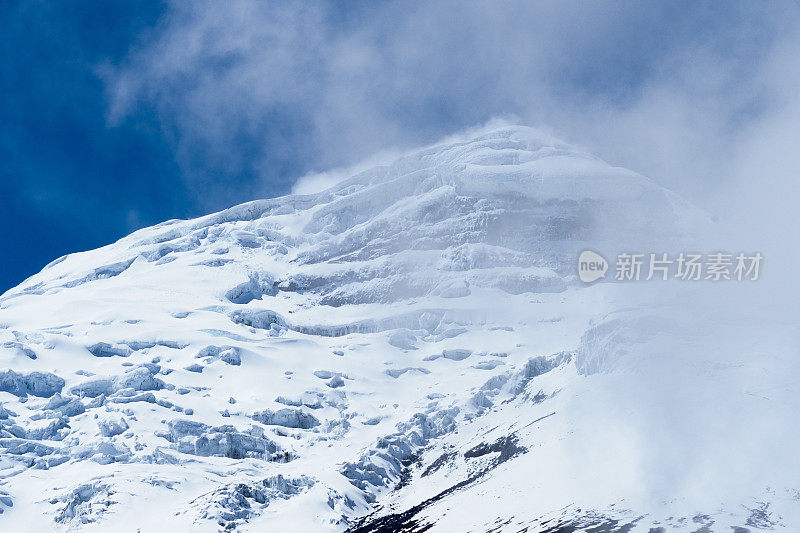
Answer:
[{"left": 4, "top": 126, "right": 702, "bottom": 307}]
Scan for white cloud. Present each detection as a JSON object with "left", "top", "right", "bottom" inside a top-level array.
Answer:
[{"left": 103, "top": 0, "right": 800, "bottom": 236}]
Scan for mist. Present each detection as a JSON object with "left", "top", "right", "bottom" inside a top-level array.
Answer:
[{"left": 101, "top": 4, "right": 792, "bottom": 195}]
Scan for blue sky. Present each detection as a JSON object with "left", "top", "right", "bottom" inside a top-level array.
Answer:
[
  {"left": 1, "top": 1, "right": 184, "bottom": 292},
  {"left": 3, "top": 1, "right": 800, "bottom": 293}
]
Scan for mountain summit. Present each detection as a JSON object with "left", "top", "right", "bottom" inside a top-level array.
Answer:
[{"left": 4, "top": 126, "right": 699, "bottom": 306}]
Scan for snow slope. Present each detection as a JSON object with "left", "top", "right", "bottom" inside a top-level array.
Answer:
[{"left": 0, "top": 126, "right": 796, "bottom": 532}]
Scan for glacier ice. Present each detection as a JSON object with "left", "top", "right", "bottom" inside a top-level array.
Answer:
[{"left": 0, "top": 126, "right": 795, "bottom": 531}]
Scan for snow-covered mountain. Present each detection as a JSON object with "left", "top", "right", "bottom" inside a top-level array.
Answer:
[{"left": 1, "top": 126, "right": 797, "bottom": 532}]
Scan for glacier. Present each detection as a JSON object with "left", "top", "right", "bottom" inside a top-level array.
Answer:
[{"left": 0, "top": 125, "right": 797, "bottom": 531}]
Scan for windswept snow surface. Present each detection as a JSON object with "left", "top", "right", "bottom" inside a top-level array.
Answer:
[{"left": 0, "top": 126, "right": 797, "bottom": 531}]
